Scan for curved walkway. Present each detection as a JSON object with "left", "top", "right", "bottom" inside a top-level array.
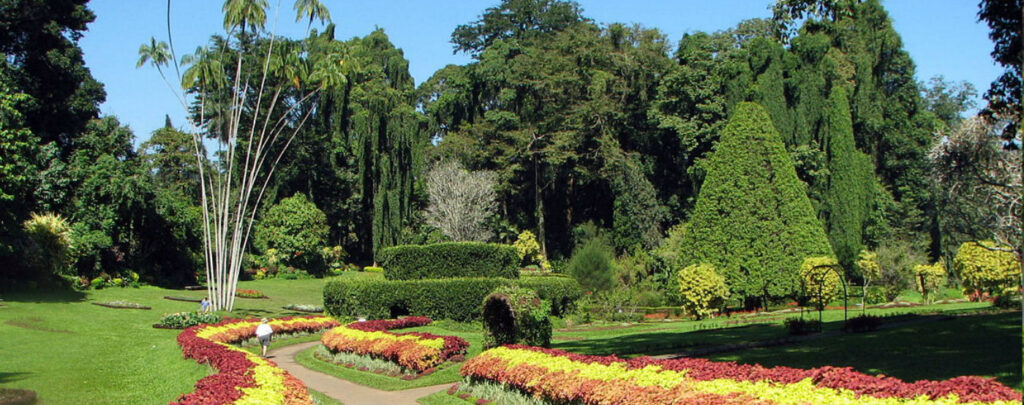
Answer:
[{"left": 269, "top": 342, "right": 450, "bottom": 405}]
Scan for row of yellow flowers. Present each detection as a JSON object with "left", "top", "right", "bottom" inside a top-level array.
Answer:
[
  {"left": 320, "top": 316, "right": 469, "bottom": 372},
  {"left": 174, "top": 316, "right": 340, "bottom": 404},
  {"left": 460, "top": 346, "right": 1022, "bottom": 405}
]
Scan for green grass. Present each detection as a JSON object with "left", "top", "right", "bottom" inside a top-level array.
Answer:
[
  {"left": 295, "top": 325, "right": 485, "bottom": 391},
  {"left": 552, "top": 301, "right": 993, "bottom": 356},
  {"left": 708, "top": 311, "right": 1022, "bottom": 389},
  {"left": 416, "top": 391, "right": 467, "bottom": 405},
  {"left": 309, "top": 388, "right": 344, "bottom": 405},
  {"left": 0, "top": 275, "right": 370, "bottom": 405}
]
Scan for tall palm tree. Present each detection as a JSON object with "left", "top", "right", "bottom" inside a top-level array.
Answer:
[
  {"left": 222, "top": 0, "right": 268, "bottom": 35},
  {"left": 137, "top": 37, "right": 172, "bottom": 87},
  {"left": 294, "top": 0, "right": 332, "bottom": 31}
]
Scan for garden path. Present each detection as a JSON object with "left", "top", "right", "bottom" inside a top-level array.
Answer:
[{"left": 269, "top": 342, "right": 450, "bottom": 405}]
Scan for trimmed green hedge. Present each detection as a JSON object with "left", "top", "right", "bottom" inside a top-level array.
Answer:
[
  {"left": 324, "top": 276, "right": 582, "bottom": 321},
  {"left": 377, "top": 242, "right": 519, "bottom": 280}
]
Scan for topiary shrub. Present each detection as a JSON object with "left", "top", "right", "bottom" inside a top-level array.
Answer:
[
  {"left": 784, "top": 317, "right": 822, "bottom": 335},
  {"left": 324, "top": 277, "right": 581, "bottom": 321},
  {"left": 482, "top": 285, "right": 552, "bottom": 348},
  {"left": 843, "top": 314, "right": 881, "bottom": 333},
  {"left": 676, "top": 263, "right": 729, "bottom": 320},
  {"left": 377, "top": 242, "right": 519, "bottom": 280}
]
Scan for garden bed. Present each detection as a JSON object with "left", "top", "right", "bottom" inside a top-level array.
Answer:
[
  {"left": 282, "top": 304, "right": 323, "bottom": 313},
  {"left": 0, "top": 388, "right": 36, "bottom": 405},
  {"left": 163, "top": 296, "right": 201, "bottom": 303},
  {"left": 319, "top": 316, "right": 469, "bottom": 373},
  {"left": 91, "top": 301, "right": 151, "bottom": 310}
]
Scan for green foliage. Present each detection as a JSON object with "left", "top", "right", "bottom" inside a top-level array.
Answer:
[
  {"left": 22, "top": 213, "right": 73, "bottom": 280},
  {"left": 820, "top": 86, "right": 874, "bottom": 271},
  {"left": 513, "top": 230, "right": 549, "bottom": 269},
  {"left": 377, "top": 242, "right": 519, "bottom": 280},
  {"left": 609, "top": 157, "right": 666, "bottom": 251},
  {"left": 157, "top": 312, "right": 222, "bottom": 329},
  {"left": 913, "top": 262, "right": 947, "bottom": 304},
  {"left": 784, "top": 317, "right": 822, "bottom": 335},
  {"left": 676, "top": 263, "right": 729, "bottom": 320},
  {"left": 482, "top": 285, "right": 552, "bottom": 348},
  {"left": 800, "top": 256, "right": 843, "bottom": 309},
  {"left": 363, "top": 266, "right": 383, "bottom": 273},
  {"left": 254, "top": 193, "right": 329, "bottom": 275},
  {"left": 681, "top": 102, "right": 834, "bottom": 302},
  {"left": 566, "top": 235, "right": 617, "bottom": 293},
  {"left": 323, "top": 276, "right": 581, "bottom": 321},
  {"left": 954, "top": 241, "right": 1020, "bottom": 296},
  {"left": 856, "top": 250, "right": 881, "bottom": 283},
  {"left": 875, "top": 240, "right": 926, "bottom": 301}
]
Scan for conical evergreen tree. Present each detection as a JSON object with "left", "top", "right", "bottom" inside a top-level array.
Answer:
[
  {"left": 681, "top": 102, "right": 834, "bottom": 304},
  {"left": 822, "top": 86, "right": 874, "bottom": 271}
]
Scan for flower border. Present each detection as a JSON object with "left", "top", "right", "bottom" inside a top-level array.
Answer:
[{"left": 320, "top": 316, "right": 469, "bottom": 372}]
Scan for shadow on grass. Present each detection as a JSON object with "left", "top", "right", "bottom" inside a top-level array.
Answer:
[
  {"left": 552, "top": 324, "right": 787, "bottom": 356},
  {"left": 0, "top": 289, "right": 86, "bottom": 303},
  {"left": 709, "top": 312, "right": 1021, "bottom": 389},
  {"left": 0, "top": 372, "right": 32, "bottom": 384}
]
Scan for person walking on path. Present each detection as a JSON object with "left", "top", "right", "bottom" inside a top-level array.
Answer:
[{"left": 256, "top": 318, "right": 274, "bottom": 357}]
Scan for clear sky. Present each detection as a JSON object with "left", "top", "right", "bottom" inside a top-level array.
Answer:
[{"left": 78, "top": 0, "right": 1002, "bottom": 142}]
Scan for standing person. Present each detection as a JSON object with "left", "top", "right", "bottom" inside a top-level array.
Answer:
[
  {"left": 200, "top": 297, "right": 211, "bottom": 313},
  {"left": 256, "top": 318, "right": 274, "bottom": 357}
]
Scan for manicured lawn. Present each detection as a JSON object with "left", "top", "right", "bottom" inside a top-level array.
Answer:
[
  {"left": 416, "top": 391, "right": 467, "bottom": 405},
  {"left": 552, "top": 301, "right": 993, "bottom": 356},
  {"left": 0, "top": 274, "right": 370, "bottom": 405},
  {"left": 708, "top": 311, "right": 1022, "bottom": 390}
]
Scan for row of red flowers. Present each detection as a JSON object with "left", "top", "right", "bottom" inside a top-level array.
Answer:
[
  {"left": 460, "top": 345, "right": 1021, "bottom": 405},
  {"left": 320, "top": 316, "right": 469, "bottom": 372},
  {"left": 172, "top": 315, "right": 341, "bottom": 404}
]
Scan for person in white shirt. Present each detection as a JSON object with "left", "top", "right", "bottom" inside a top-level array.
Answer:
[{"left": 256, "top": 318, "right": 274, "bottom": 357}]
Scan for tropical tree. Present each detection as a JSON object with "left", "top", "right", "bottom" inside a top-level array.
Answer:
[
  {"left": 139, "top": 0, "right": 337, "bottom": 311},
  {"left": 424, "top": 160, "right": 497, "bottom": 242}
]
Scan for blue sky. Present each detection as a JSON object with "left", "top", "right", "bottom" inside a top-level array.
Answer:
[{"left": 78, "top": 0, "right": 1002, "bottom": 142}]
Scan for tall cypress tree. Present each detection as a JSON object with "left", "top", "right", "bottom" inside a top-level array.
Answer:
[
  {"left": 821, "top": 86, "right": 873, "bottom": 271},
  {"left": 681, "top": 102, "right": 833, "bottom": 305}
]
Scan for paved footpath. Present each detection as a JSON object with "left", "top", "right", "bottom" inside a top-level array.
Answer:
[{"left": 269, "top": 342, "right": 451, "bottom": 405}]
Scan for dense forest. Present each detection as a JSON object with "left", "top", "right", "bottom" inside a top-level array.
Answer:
[{"left": 0, "top": 0, "right": 1019, "bottom": 309}]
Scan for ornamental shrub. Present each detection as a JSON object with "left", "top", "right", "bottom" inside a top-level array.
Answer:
[
  {"left": 913, "top": 262, "right": 946, "bottom": 303},
  {"left": 954, "top": 241, "right": 1021, "bottom": 296},
  {"left": 676, "top": 263, "right": 729, "bottom": 320},
  {"left": 482, "top": 285, "right": 552, "bottom": 348},
  {"left": 681, "top": 103, "right": 833, "bottom": 303},
  {"left": 158, "top": 311, "right": 222, "bottom": 328},
  {"left": 324, "top": 277, "right": 581, "bottom": 321},
  {"left": 784, "top": 317, "right": 822, "bottom": 335},
  {"left": 22, "top": 212, "right": 73, "bottom": 279},
  {"left": 253, "top": 193, "right": 329, "bottom": 275},
  {"left": 377, "top": 242, "right": 519, "bottom": 280},
  {"left": 512, "top": 230, "right": 550, "bottom": 269},
  {"left": 800, "top": 256, "right": 844, "bottom": 309}
]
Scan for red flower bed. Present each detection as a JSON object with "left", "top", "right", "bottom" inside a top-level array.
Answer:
[
  {"left": 497, "top": 345, "right": 1022, "bottom": 403},
  {"left": 172, "top": 315, "right": 340, "bottom": 405},
  {"left": 321, "top": 316, "right": 469, "bottom": 372}
]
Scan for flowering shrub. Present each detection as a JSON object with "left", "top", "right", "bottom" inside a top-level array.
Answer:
[
  {"left": 460, "top": 346, "right": 1022, "bottom": 405},
  {"left": 320, "top": 317, "right": 468, "bottom": 372},
  {"left": 172, "top": 315, "right": 340, "bottom": 405}
]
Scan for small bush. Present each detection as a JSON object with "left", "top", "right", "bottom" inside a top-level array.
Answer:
[
  {"left": 844, "top": 315, "right": 881, "bottom": 333},
  {"left": 158, "top": 312, "right": 222, "bottom": 328},
  {"left": 324, "top": 277, "right": 581, "bottom": 321},
  {"left": 90, "top": 277, "right": 105, "bottom": 289},
  {"left": 377, "top": 242, "right": 519, "bottom": 280},
  {"left": 253, "top": 193, "right": 329, "bottom": 275},
  {"left": 283, "top": 304, "right": 324, "bottom": 313},
  {"left": 784, "top": 317, "right": 822, "bottom": 335},
  {"left": 482, "top": 285, "right": 552, "bottom": 348},
  {"left": 676, "top": 263, "right": 729, "bottom": 320},
  {"left": 364, "top": 266, "right": 383, "bottom": 273},
  {"left": 955, "top": 241, "right": 1021, "bottom": 296},
  {"left": 566, "top": 236, "right": 616, "bottom": 293}
]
